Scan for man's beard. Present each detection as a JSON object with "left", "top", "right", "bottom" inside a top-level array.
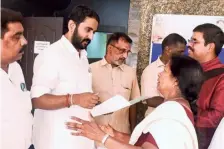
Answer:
[
  {"left": 112, "top": 58, "right": 125, "bottom": 66},
  {"left": 71, "top": 28, "right": 91, "bottom": 50}
]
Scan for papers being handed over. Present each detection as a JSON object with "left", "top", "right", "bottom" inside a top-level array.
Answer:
[{"left": 91, "top": 95, "right": 148, "bottom": 117}]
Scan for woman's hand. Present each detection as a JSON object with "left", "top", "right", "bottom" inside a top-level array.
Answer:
[
  {"left": 66, "top": 116, "right": 106, "bottom": 142},
  {"left": 99, "top": 124, "right": 115, "bottom": 137},
  {"left": 100, "top": 124, "right": 131, "bottom": 144}
]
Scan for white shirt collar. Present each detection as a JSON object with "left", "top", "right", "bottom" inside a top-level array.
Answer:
[
  {"left": 60, "top": 35, "right": 87, "bottom": 58},
  {"left": 0, "top": 63, "right": 14, "bottom": 78},
  {"left": 155, "top": 56, "right": 165, "bottom": 67}
]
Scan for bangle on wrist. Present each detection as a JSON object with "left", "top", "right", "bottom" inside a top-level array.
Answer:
[
  {"left": 70, "top": 94, "right": 74, "bottom": 106},
  {"left": 66, "top": 94, "right": 70, "bottom": 108},
  {"left": 101, "top": 134, "right": 110, "bottom": 145}
]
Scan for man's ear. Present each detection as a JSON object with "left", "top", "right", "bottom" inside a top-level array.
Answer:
[
  {"left": 207, "top": 43, "right": 215, "bottom": 55},
  {"left": 68, "top": 20, "right": 76, "bottom": 34},
  {"left": 164, "top": 46, "right": 171, "bottom": 56},
  {"left": 174, "top": 79, "right": 178, "bottom": 87},
  {"left": 107, "top": 45, "right": 112, "bottom": 54}
]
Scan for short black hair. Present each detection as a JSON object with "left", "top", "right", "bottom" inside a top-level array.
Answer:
[
  {"left": 106, "top": 32, "right": 132, "bottom": 47},
  {"left": 68, "top": 5, "right": 100, "bottom": 26},
  {"left": 1, "top": 8, "right": 23, "bottom": 38},
  {"left": 193, "top": 23, "right": 224, "bottom": 56},
  {"left": 161, "top": 33, "right": 187, "bottom": 52},
  {"left": 170, "top": 55, "right": 204, "bottom": 102}
]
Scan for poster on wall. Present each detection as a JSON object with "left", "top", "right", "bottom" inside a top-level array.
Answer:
[{"left": 150, "top": 14, "right": 224, "bottom": 64}]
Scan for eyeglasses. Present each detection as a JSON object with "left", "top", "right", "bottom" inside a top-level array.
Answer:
[
  {"left": 109, "top": 44, "right": 131, "bottom": 55},
  {"left": 188, "top": 39, "right": 204, "bottom": 45}
]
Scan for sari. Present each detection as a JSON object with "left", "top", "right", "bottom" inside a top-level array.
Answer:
[{"left": 129, "top": 101, "right": 198, "bottom": 149}]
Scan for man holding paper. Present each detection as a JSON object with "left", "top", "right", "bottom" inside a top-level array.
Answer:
[
  {"left": 90, "top": 32, "right": 140, "bottom": 148},
  {"left": 31, "top": 5, "right": 100, "bottom": 149}
]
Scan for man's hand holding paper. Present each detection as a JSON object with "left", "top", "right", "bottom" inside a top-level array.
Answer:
[
  {"left": 90, "top": 95, "right": 148, "bottom": 117},
  {"left": 72, "top": 92, "right": 99, "bottom": 109}
]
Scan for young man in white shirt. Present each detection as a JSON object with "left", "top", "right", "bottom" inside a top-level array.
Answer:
[
  {"left": 1, "top": 8, "right": 33, "bottom": 149},
  {"left": 141, "top": 33, "right": 187, "bottom": 116},
  {"left": 31, "top": 5, "right": 100, "bottom": 149}
]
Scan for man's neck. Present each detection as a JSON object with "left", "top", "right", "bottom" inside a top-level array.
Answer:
[
  {"left": 64, "top": 33, "right": 82, "bottom": 57},
  {"left": 104, "top": 55, "right": 111, "bottom": 64},
  {"left": 104, "top": 56, "right": 118, "bottom": 68},
  {"left": 200, "top": 54, "right": 217, "bottom": 64},
  {"left": 160, "top": 55, "right": 169, "bottom": 65},
  {"left": 1, "top": 63, "right": 9, "bottom": 73},
  {"left": 64, "top": 33, "right": 72, "bottom": 43}
]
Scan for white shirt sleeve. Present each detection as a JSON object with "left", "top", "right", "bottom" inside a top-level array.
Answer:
[
  {"left": 31, "top": 51, "right": 58, "bottom": 98},
  {"left": 209, "top": 118, "right": 224, "bottom": 149},
  {"left": 141, "top": 66, "right": 161, "bottom": 99}
]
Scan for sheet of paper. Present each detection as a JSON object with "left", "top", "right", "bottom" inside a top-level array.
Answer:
[
  {"left": 91, "top": 95, "right": 131, "bottom": 117},
  {"left": 129, "top": 96, "right": 149, "bottom": 105},
  {"left": 91, "top": 95, "right": 150, "bottom": 117}
]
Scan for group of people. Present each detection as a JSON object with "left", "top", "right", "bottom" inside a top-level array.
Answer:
[{"left": 1, "top": 5, "right": 224, "bottom": 149}]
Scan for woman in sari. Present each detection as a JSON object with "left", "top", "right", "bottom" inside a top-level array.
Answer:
[{"left": 66, "top": 55, "right": 204, "bottom": 149}]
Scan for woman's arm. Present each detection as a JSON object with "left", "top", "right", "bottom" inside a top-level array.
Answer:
[
  {"left": 100, "top": 125, "right": 131, "bottom": 143},
  {"left": 104, "top": 136, "right": 141, "bottom": 149},
  {"left": 104, "top": 135, "right": 158, "bottom": 149},
  {"left": 66, "top": 117, "right": 156, "bottom": 149},
  {"left": 100, "top": 126, "right": 158, "bottom": 149},
  {"left": 114, "top": 130, "right": 131, "bottom": 143}
]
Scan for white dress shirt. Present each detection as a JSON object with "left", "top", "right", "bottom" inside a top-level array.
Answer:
[
  {"left": 1, "top": 62, "right": 33, "bottom": 149},
  {"left": 31, "top": 36, "right": 94, "bottom": 149},
  {"left": 209, "top": 118, "right": 224, "bottom": 149},
  {"left": 141, "top": 56, "right": 165, "bottom": 116}
]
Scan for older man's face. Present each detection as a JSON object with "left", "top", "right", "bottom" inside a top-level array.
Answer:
[
  {"left": 108, "top": 38, "right": 131, "bottom": 66},
  {"left": 1, "top": 22, "right": 27, "bottom": 64}
]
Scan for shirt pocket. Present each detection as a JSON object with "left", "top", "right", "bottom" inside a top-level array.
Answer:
[
  {"left": 119, "top": 74, "right": 132, "bottom": 100},
  {"left": 121, "top": 73, "right": 132, "bottom": 90},
  {"left": 119, "top": 82, "right": 131, "bottom": 100}
]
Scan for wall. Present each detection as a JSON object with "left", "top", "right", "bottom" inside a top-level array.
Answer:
[
  {"left": 126, "top": 0, "right": 141, "bottom": 68},
  {"left": 2, "top": 0, "right": 130, "bottom": 33},
  {"left": 127, "top": 0, "right": 145, "bottom": 122},
  {"left": 87, "top": 32, "right": 107, "bottom": 58},
  {"left": 128, "top": 0, "right": 224, "bottom": 123},
  {"left": 1, "top": 0, "right": 71, "bottom": 16}
]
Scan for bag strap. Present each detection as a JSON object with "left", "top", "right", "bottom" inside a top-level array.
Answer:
[
  {"left": 204, "top": 68, "right": 224, "bottom": 81},
  {"left": 192, "top": 68, "right": 224, "bottom": 117}
]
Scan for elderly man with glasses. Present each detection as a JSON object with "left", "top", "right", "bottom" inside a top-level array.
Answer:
[{"left": 90, "top": 32, "right": 140, "bottom": 149}]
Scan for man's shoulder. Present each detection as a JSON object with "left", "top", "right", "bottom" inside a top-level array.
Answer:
[
  {"left": 35, "top": 40, "right": 62, "bottom": 61},
  {"left": 143, "top": 61, "right": 159, "bottom": 74},
  {"left": 203, "top": 66, "right": 224, "bottom": 90},
  {"left": 44, "top": 39, "right": 62, "bottom": 53},
  {"left": 209, "top": 65, "right": 224, "bottom": 78},
  {"left": 9, "top": 61, "right": 22, "bottom": 69},
  {"left": 90, "top": 59, "right": 102, "bottom": 70}
]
